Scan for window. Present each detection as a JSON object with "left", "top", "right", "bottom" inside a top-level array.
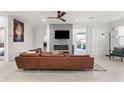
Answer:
[{"left": 118, "top": 26, "right": 124, "bottom": 45}]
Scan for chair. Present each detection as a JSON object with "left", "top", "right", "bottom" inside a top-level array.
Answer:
[{"left": 109, "top": 47, "right": 124, "bottom": 62}]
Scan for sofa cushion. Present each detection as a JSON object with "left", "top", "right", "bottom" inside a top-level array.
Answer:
[
  {"left": 114, "top": 47, "right": 124, "bottom": 52},
  {"left": 41, "top": 53, "right": 64, "bottom": 57},
  {"left": 41, "top": 52, "right": 52, "bottom": 55},
  {"left": 19, "top": 53, "right": 40, "bottom": 57},
  {"left": 64, "top": 54, "right": 90, "bottom": 57}
]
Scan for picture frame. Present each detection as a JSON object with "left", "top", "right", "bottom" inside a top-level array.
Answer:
[{"left": 13, "top": 19, "right": 24, "bottom": 42}]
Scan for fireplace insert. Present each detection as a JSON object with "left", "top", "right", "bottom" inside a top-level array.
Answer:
[{"left": 54, "top": 45, "right": 68, "bottom": 50}]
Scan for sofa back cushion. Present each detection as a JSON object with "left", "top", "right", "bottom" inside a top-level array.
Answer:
[
  {"left": 64, "top": 54, "right": 90, "bottom": 57},
  {"left": 114, "top": 47, "right": 124, "bottom": 53},
  {"left": 41, "top": 52, "right": 52, "bottom": 55},
  {"left": 113, "top": 47, "right": 124, "bottom": 56},
  {"left": 19, "top": 53, "right": 40, "bottom": 57},
  {"left": 41, "top": 53, "right": 64, "bottom": 57}
]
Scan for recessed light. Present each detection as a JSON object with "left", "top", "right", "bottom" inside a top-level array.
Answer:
[
  {"left": 89, "top": 17, "right": 95, "bottom": 19},
  {"left": 75, "top": 18, "right": 79, "bottom": 22},
  {"left": 42, "top": 19, "right": 46, "bottom": 21}
]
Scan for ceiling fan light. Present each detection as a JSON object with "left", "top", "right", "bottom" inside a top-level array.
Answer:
[
  {"left": 89, "top": 16, "right": 95, "bottom": 19},
  {"left": 42, "top": 19, "right": 46, "bottom": 21},
  {"left": 75, "top": 18, "right": 79, "bottom": 22}
]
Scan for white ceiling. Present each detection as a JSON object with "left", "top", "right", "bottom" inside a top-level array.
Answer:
[{"left": 2, "top": 11, "right": 124, "bottom": 27}]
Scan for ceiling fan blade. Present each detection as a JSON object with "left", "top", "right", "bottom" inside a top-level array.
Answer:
[
  {"left": 60, "top": 18, "right": 66, "bottom": 22},
  {"left": 58, "top": 12, "right": 66, "bottom": 18},
  {"left": 57, "top": 11, "right": 61, "bottom": 17},
  {"left": 47, "top": 17, "right": 57, "bottom": 19}
]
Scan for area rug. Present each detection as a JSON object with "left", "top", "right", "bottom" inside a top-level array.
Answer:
[
  {"left": 22, "top": 63, "right": 106, "bottom": 71},
  {"left": 92, "top": 63, "right": 106, "bottom": 71}
]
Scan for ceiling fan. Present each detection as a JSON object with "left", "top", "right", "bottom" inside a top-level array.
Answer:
[{"left": 47, "top": 11, "right": 66, "bottom": 22}]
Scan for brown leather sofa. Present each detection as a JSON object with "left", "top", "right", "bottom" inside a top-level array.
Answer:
[{"left": 15, "top": 52, "right": 94, "bottom": 70}]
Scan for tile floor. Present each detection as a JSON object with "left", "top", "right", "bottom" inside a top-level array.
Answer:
[{"left": 0, "top": 56, "right": 124, "bottom": 82}]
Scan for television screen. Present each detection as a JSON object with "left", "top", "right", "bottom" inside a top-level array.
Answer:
[{"left": 55, "top": 30, "right": 70, "bottom": 39}]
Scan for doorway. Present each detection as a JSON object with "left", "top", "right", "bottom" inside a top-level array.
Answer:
[
  {"left": 75, "top": 28, "right": 86, "bottom": 55},
  {"left": 0, "top": 27, "right": 5, "bottom": 61}
]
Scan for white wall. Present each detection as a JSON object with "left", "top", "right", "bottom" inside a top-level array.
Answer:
[
  {"left": 0, "top": 16, "right": 112, "bottom": 61},
  {"left": 73, "top": 23, "right": 110, "bottom": 56},
  {"left": 47, "top": 24, "right": 50, "bottom": 52},
  {"left": 49, "top": 24, "right": 73, "bottom": 54},
  {"left": 110, "top": 19, "right": 124, "bottom": 49},
  {"left": 8, "top": 16, "right": 36, "bottom": 61},
  {"left": 36, "top": 23, "right": 110, "bottom": 56},
  {"left": 7, "top": 21, "right": 110, "bottom": 60},
  {"left": 35, "top": 24, "right": 47, "bottom": 49}
]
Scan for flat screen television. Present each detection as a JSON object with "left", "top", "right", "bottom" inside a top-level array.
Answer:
[{"left": 55, "top": 30, "right": 70, "bottom": 39}]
